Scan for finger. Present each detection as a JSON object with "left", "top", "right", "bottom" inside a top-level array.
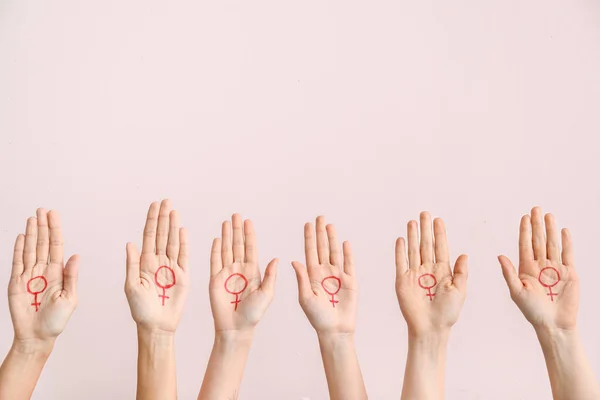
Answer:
[
  {"left": 35, "top": 208, "right": 49, "bottom": 265},
  {"left": 545, "top": 213, "right": 560, "bottom": 261},
  {"left": 156, "top": 199, "right": 171, "bottom": 255},
  {"left": 244, "top": 219, "right": 258, "bottom": 265},
  {"left": 210, "top": 238, "right": 223, "bottom": 277},
  {"left": 433, "top": 218, "right": 449, "bottom": 264},
  {"left": 420, "top": 212, "right": 434, "bottom": 264},
  {"left": 11, "top": 234, "right": 25, "bottom": 278},
  {"left": 407, "top": 220, "right": 421, "bottom": 269},
  {"left": 531, "top": 207, "right": 546, "bottom": 260},
  {"left": 178, "top": 228, "right": 189, "bottom": 270},
  {"left": 126, "top": 242, "right": 141, "bottom": 286},
  {"left": 342, "top": 241, "right": 355, "bottom": 276},
  {"left": 291, "top": 261, "right": 312, "bottom": 298},
  {"left": 221, "top": 220, "right": 233, "bottom": 265},
  {"left": 326, "top": 224, "right": 342, "bottom": 267},
  {"left": 63, "top": 254, "right": 79, "bottom": 301},
  {"left": 232, "top": 214, "right": 244, "bottom": 262},
  {"left": 519, "top": 215, "right": 534, "bottom": 262},
  {"left": 260, "top": 258, "right": 278, "bottom": 294},
  {"left": 452, "top": 254, "right": 468, "bottom": 291},
  {"left": 48, "top": 211, "right": 64, "bottom": 265},
  {"left": 498, "top": 255, "right": 523, "bottom": 294},
  {"left": 395, "top": 237, "right": 408, "bottom": 276},
  {"left": 142, "top": 202, "right": 160, "bottom": 254},
  {"left": 24, "top": 217, "right": 37, "bottom": 271},
  {"left": 304, "top": 223, "right": 319, "bottom": 268},
  {"left": 316, "top": 216, "right": 330, "bottom": 265},
  {"left": 561, "top": 228, "right": 574, "bottom": 267},
  {"left": 166, "top": 210, "right": 180, "bottom": 260}
]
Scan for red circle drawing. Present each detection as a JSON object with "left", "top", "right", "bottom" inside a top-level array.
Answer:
[
  {"left": 154, "top": 266, "right": 176, "bottom": 306},
  {"left": 538, "top": 266, "right": 561, "bottom": 302},
  {"left": 225, "top": 273, "right": 248, "bottom": 311},
  {"left": 321, "top": 276, "right": 341, "bottom": 307},
  {"left": 26, "top": 276, "right": 47, "bottom": 312},
  {"left": 418, "top": 273, "right": 437, "bottom": 301}
]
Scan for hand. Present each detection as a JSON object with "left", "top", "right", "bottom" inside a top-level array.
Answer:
[
  {"left": 498, "top": 207, "right": 578, "bottom": 331},
  {"left": 209, "top": 214, "right": 277, "bottom": 333},
  {"left": 395, "top": 212, "right": 468, "bottom": 337},
  {"left": 8, "top": 209, "right": 79, "bottom": 344},
  {"left": 291, "top": 216, "right": 357, "bottom": 336},
  {"left": 125, "top": 200, "right": 189, "bottom": 333}
]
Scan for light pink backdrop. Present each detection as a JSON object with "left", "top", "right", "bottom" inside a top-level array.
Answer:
[{"left": 1, "top": 1, "right": 599, "bottom": 399}]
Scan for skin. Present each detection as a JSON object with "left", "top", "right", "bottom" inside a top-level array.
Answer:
[
  {"left": 498, "top": 207, "right": 600, "bottom": 400},
  {"left": 395, "top": 212, "right": 468, "bottom": 400},
  {"left": 198, "top": 214, "right": 277, "bottom": 400},
  {"left": 0, "top": 209, "right": 79, "bottom": 400},
  {"left": 291, "top": 216, "right": 367, "bottom": 400},
  {"left": 125, "top": 200, "right": 189, "bottom": 400}
]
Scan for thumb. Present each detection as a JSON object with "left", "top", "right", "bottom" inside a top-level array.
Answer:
[
  {"left": 260, "top": 259, "right": 278, "bottom": 294},
  {"left": 498, "top": 255, "right": 523, "bottom": 294},
  {"left": 63, "top": 254, "right": 80, "bottom": 301},
  {"left": 291, "top": 261, "right": 312, "bottom": 299},
  {"left": 452, "top": 254, "right": 469, "bottom": 291}
]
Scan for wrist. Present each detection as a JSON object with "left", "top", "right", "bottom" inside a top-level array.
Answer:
[
  {"left": 11, "top": 337, "right": 55, "bottom": 357},
  {"left": 214, "top": 328, "right": 255, "bottom": 346},
  {"left": 408, "top": 327, "right": 451, "bottom": 342}
]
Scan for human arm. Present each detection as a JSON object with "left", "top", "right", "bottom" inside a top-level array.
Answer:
[
  {"left": 498, "top": 207, "right": 600, "bottom": 400},
  {"left": 395, "top": 212, "right": 468, "bottom": 400},
  {"left": 125, "top": 200, "right": 189, "bottom": 400},
  {"left": 291, "top": 216, "right": 367, "bottom": 400},
  {"left": 198, "top": 214, "right": 277, "bottom": 400},
  {"left": 0, "top": 209, "right": 79, "bottom": 400}
]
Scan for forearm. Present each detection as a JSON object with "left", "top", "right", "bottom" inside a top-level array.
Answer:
[
  {"left": 536, "top": 327, "right": 600, "bottom": 400},
  {"left": 401, "top": 330, "right": 449, "bottom": 400},
  {"left": 318, "top": 332, "right": 367, "bottom": 400},
  {"left": 136, "top": 328, "right": 177, "bottom": 400},
  {"left": 0, "top": 338, "right": 54, "bottom": 400},
  {"left": 198, "top": 329, "right": 254, "bottom": 400}
]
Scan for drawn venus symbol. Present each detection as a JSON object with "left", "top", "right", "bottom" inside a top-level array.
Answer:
[
  {"left": 26, "top": 276, "right": 48, "bottom": 312},
  {"left": 154, "top": 266, "right": 176, "bottom": 306},
  {"left": 224, "top": 273, "right": 248, "bottom": 311},
  {"left": 538, "top": 266, "right": 560, "bottom": 302},
  {"left": 418, "top": 274, "right": 437, "bottom": 301},
  {"left": 321, "top": 276, "right": 341, "bottom": 308}
]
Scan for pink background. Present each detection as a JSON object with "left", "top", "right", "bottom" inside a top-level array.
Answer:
[{"left": 1, "top": 1, "right": 599, "bottom": 399}]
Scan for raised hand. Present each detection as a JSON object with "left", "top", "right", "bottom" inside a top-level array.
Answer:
[
  {"left": 209, "top": 214, "right": 277, "bottom": 333},
  {"left": 0, "top": 209, "right": 79, "bottom": 400},
  {"left": 291, "top": 216, "right": 366, "bottom": 400},
  {"left": 125, "top": 199, "right": 189, "bottom": 333},
  {"left": 291, "top": 216, "right": 357, "bottom": 335},
  {"left": 395, "top": 212, "right": 467, "bottom": 400},
  {"left": 199, "top": 214, "right": 277, "bottom": 400},
  {"left": 395, "top": 212, "right": 468, "bottom": 337},
  {"left": 498, "top": 206, "right": 578, "bottom": 330},
  {"left": 8, "top": 208, "right": 79, "bottom": 343},
  {"left": 498, "top": 207, "right": 599, "bottom": 400}
]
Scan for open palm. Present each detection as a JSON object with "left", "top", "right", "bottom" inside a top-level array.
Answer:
[
  {"left": 125, "top": 200, "right": 189, "bottom": 333},
  {"left": 498, "top": 207, "right": 578, "bottom": 330},
  {"left": 395, "top": 212, "right": 468, "bottom": 336},
  {"left": 292, "top": 216, "right": 358, "bottom": 335},
  {"left": 8, "top": 209, "right": 79, "bottom": 342},
  {"left": 209, "top": 214, "right": 277, "bottom": 332}
]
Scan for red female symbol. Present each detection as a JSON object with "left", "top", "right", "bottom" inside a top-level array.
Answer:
[
  {"left": 224, "top": 273, "right": 248, "bottom": 311},
  {"left": 154, "top": 266, "right": 176, "bottom": 306},
  {"left": 26, "top": 276, "right": 47, "bottom": 312},
  {"left": 418, "top": 274, "right": 437, "bottom": 301},
  {"left": 321, "top": 276, "right": 341, "bottom": 308},
  {"left": 538, "top": 266, "right": 561, "bottom": 302}
]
